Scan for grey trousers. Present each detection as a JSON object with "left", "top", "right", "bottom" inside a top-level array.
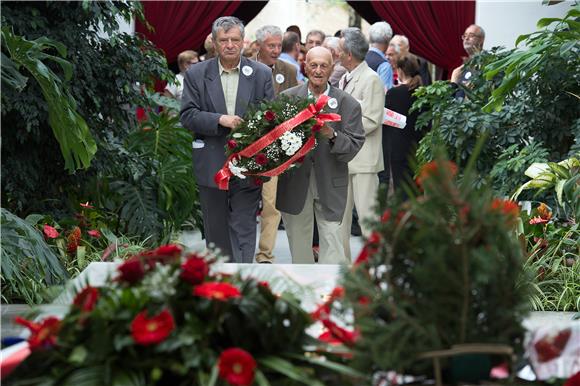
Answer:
[{"left": 198, "top": 180, "right": 261, "bottom": 263}]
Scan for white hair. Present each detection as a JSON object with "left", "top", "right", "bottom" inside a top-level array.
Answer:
[
  {"left": 323, "top": 36, "right": 340, "bottom": 50},
  {"left": 390, "top": 35, "right": 409, "bottom": 53},
  {"left": 255, "top": 25, "right": 282, "bottom": 43},
  {"left": 369, "top": 21, "right": 393, "bottom": 44}
]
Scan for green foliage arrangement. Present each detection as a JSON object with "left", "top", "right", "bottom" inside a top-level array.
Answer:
[
  {"left": 514, "top": 157, "right": 580, "bottom": 311},
  {"left": 7, "top": 245, "right": 360, "bottom": 385},
  {"left": 0, "top": 209, "right": 68, "bottom": 304},
  {"left": 413, "top": 4, "right": 579, "bottom": 194},
  {"left": 333, "top": 156, "right": 530, "bottom": 375},
  {"left": 1, "top": 26, "right": 96, "bottom": 172},
  {"left": 1, "top": 1, "right": 172, "bottom": 219}
]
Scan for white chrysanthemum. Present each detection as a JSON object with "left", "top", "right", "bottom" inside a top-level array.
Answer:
[
  {"left": 228, "top": 160, "right": 247, "bottom": 179},
  {"left": 280, "top": 131, "right": 302, "bottom": 156}
]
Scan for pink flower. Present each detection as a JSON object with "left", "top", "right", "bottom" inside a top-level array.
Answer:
[
  {"left": 43, "top": 224, "right": 59, "bottom": 239},
  {"left": 80, "top": 202, "right": 94, "bottom": 209},
  {"left": 87, "top": 229, "right": 101, "bottom": 238},
  {"left": 254, "top": 153, "right": 268, "bottom": 166}
]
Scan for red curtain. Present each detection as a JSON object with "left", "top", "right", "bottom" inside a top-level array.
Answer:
[
  {"left": 135, "top": 1, "right": 243, "bottom": 64},
  {"left": 349, "top": 1, "right": 476, "bottom": 77}
]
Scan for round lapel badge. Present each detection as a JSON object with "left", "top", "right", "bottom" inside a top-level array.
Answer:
[
  {"left": 275, "top": 73, "right": 285, "bottom": 84},
  {"left": 464, "top": 71, "right": 472, "bottom": 80},
  {"left": 242, "top": 65, "right": 253, "bottom": 77},
  {"left": 327, "top": 97, "right": 338, "bottom": 109}
]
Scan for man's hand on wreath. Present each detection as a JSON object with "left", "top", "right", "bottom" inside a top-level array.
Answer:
[
  {"left": 319, "top": 124, "right": 336, "bottom": 140},
  {"left": 219, "top": 115, "right": 244, "bottom": 130}
]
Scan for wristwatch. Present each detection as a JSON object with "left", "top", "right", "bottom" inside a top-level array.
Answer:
[{"left": 329, "top": 130, "right": 338, "bottom": 144}]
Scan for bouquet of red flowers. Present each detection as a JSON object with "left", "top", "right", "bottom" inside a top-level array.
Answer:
[
  {"left": 6, "top": 245, "right": 360, "bottom": 385},
  {"left": 215, "top": 94, "right": 340, "bottom": 190}
]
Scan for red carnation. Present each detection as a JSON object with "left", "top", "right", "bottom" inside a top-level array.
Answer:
[
  {"left": 193, "top": 282, "right": 241, "bottom": 301},
  {"left": 117, "top": 256, "right": 146, "bottom": 284},
  {"left": 321, "top": 319, "right": 359, "bottom": 346},
  {"left": 218, "top": 348, "right": 257, "bottom": 386},
  {"left": 255, "top": 153, "right": 268, "bottom": 166},
  {"left": 87, "top": 229, "right": 101, "bottom": 238},
  {"left": 73, "top": 286, "right": 99, "bottom": 313},
  {"left": 180, "top": 255, "right": 209, "bottom": 285},
  {"left": 43, "top": 224, "right": 59, "bottom": 239},
  {"left": 227, "top": 139, "right": 238, "bottom": 150},
  {"left": 131, "top": 309, "right": 175, "bottom": 346},
  {"left": 264, "top": 110, "right": 276, "bottom": 122},
  {"left": 15, "top": 316, "right": 61, "bottom": 350}
]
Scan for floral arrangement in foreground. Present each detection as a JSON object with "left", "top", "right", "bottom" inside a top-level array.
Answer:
[
  {"left": 7, "top": 245, "right": 360, "bottom": 385},
  {"left": 216, "top": 94, "right": 339, "bottom": 189},
  {"left": 326, "top": 157, "right": 531, "bottom": 378}
]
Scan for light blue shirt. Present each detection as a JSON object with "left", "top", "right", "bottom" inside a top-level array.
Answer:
[
  {"left": 369, "top": 47, "right": 394, "bottom": 91},
  {"left": 279, "top": 52, "right": 305, "bottom": 82}
]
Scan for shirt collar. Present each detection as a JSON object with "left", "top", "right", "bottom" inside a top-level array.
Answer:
[
  {"left": 307, "top": 82, "right": 331, "bottom": 98},
  {"left": 345, "top": 62, "right": 364, "bottom": 82},
  {"left": 369, "top": 47, "right": 386, "bottom": 59},
  {"left": 218, "top": 58, "right": 241, "bottom": 74}
]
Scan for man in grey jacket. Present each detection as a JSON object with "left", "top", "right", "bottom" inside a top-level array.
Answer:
[
  {"left": 277, "top": 46, "right": 365, "bottom": 264},
  {"left": 180, "top": 16, "right": 274, "bottom": 263}
]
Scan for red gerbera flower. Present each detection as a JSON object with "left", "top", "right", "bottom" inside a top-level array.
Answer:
[
  {"left": 321, "top": 319, "right": 359, "bottom": 346},
  {"left": 180, "top": 254, "right": 209, "bottom": 285},
  {"left": 264, "top": 110, "right": 276, "bottom": 122},
  {"left": 130, "top": 309, "right": 175, "bottom": 346},
  {"left": 218, "top": 348, "right": 257, "bottom": 386},
  {"left": 227, "top": 139, "right": 238, "bottom": 150},
  {"left": 15, "top": 316, "right": 61, "bottom": 350},
  {"left": 43, "top": 224, "right": 59, "bottom": 239},
  {"left": 140, "top": 244, "right": 183, "bottom": 267},
  {"left": 117, "top": 256, "right": 146, "bottom": 284},
  {"left": 193, "top": 282, "right": 241, "bottom": 301},
  {"left": 73, "top": 286, "right": 99, "bottom": 313},
  {"left": 254, "top": 153, "right": 268, "bottom": 166},
  {"left": 87, "top": 229, "right": 101, "bottom": 238}
]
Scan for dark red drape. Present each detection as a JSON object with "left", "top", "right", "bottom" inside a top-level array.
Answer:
[
  {"left": 136, "top": 1, "right": 246, "bottom": 64},
  {"left": 348, "top": 1, "right": 475, "bottom": 77}
]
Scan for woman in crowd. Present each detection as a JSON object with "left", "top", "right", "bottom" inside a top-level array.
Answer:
[{"left": 383, "top": 54, "right": 425, "bottom": 194}]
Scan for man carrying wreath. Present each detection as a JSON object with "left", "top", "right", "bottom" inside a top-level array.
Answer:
[
  {"left": 276, "top": 46, "right": 365, "bottom": 264},
  {"left": 181, "top": 16, "right": 274, "bottom": 263}
]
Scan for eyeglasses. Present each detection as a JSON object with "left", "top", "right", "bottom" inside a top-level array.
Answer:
[{"left": 461, "top": 33, "right": 480, "bottom": 40}]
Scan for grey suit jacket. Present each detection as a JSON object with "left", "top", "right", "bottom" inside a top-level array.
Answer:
[
  {"left": 276, "top": 84, "right": 365, "bottom": 222},
  {"left": 180, "top": 56, "right": 275, "bottom": 187}
]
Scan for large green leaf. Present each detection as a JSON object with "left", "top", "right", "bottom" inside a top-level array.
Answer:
[{"left": 1, "top": 25, "right": 96, "bottom": 172}]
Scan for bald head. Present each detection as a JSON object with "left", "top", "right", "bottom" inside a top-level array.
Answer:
[
  {"left": 305, "top": 46, "right": 333, "bottom": 93},
  {"left": 306, "top": 46, "right": 333, "bottom": 65}
]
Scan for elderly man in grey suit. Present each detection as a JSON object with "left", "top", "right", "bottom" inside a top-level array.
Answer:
[
  {"left": 338, "top": 28, "right": 385, "bottom": 260},
  {"left": 180, "top": 16, "right": 274, "bottom": 263},
  {"left": 277, "top": 46, "right": 365, "bottom": 264}
]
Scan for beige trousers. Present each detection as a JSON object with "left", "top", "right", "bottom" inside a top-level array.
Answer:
[
  {"left": 281, "top": 172, "right": 348, "bottom": 264},
  {"left": 255, "top": 177, "right": 281, "bottom": 263},
  {"left": 340, "top": 173, "right": 379, "bottom": 260}
]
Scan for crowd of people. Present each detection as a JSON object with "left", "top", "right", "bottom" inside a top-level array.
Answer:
[{"left": 176, "top": 16, "right": 485, "bottom": 265}]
